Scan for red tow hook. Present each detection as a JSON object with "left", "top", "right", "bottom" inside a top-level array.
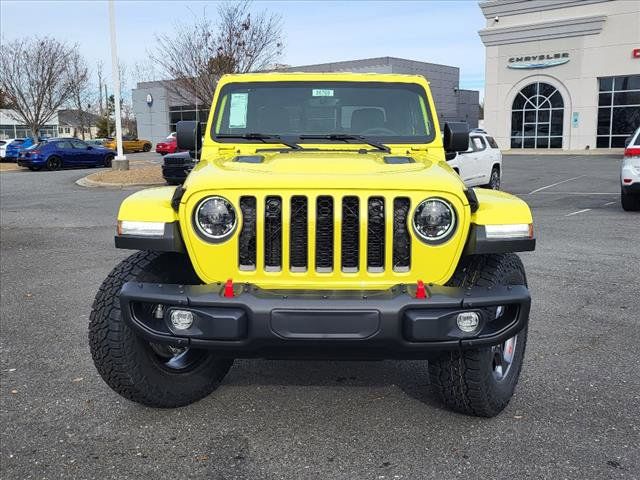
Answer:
[
  {"left": 223, "top": 278, "right": 234, "bottom": 298},
  {"left": 415, "top": 280, "right": 427, "bottom": 299}
]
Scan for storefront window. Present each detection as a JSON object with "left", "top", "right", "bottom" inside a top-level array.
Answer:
[
  {"left": 596, "top": 75, "right": 640, "bottom": 148},
  {"left": 511, "top": 82, "right": 564, "bottom": 149},
  {"left": 169, "top": 105, "right": 208, "bottom": 134}
]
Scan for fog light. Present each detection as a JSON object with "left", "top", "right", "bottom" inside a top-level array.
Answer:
[
  {"left": 457, "top": 312, "right": 480, "bottom": 333},
  {"left": 170, "top": 310, "right": 194, "bottom": 330}
]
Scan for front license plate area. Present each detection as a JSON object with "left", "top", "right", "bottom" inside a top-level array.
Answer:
[{"left": 270, "top": 310, "right": 380, "bottom": 339}]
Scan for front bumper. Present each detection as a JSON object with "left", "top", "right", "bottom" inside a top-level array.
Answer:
[{"left": 120, "top": 282, "right": 530, "bottom": 359}]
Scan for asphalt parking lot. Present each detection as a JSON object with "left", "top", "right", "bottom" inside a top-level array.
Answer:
[{"left": 1, "top": 153, "right": 638, "bottom": 479}]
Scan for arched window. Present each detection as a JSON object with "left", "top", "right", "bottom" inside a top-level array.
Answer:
[{"left": 511, "top": 82, "right": 564, "bottom": 149}]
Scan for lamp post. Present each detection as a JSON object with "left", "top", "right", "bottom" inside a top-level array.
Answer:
[{"left": 108, "top": 0, "right": 128, "bottom": 170}]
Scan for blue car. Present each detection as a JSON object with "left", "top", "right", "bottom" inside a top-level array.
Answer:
[
  {"left": 4, "top": 138, "right": 34, "bottom": 161},
  {"left": 17, "top": 138, "right": 116, "bottom": 171}
]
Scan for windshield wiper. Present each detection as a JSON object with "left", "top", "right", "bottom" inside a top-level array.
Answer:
[
  {"left": 216, "top": 133, "right": 301, "bottom": 150},
  {"left": 298, "top": 134, "right": 391, "bottom": 153}
]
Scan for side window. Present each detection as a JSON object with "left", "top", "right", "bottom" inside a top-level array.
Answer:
[
  {"left": 57, "top": 141, "right": 72, "bottom": 149},
  {"left": 71, "top": 140, "right": 88, "bottom": 149},
  {"left": 486, "top": 136, "right": 499, "bottom": 149},
  {"left": 471, "top": 136, "right": 486, "bottom": 152}
]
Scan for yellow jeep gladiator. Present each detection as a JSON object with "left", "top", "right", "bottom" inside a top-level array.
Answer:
[{"left": 89, "top": 73, "right": 535, "bottom": 417}]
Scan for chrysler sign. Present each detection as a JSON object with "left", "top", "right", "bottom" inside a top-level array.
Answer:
[{"left": 508, "top": 53, "right": 570, "bottom": 69}]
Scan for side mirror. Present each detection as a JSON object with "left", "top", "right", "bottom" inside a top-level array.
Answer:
[
  {"left": 443, "top": 122, "right": 469, "bottom": 153},
  {"left": 176, "top": 121, "right": 203, "bottom": 154},
  {"left": 87, "top": 146, "right": 93, "bottom": 150}
]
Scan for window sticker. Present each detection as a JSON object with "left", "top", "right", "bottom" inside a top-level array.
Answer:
[
  {"left": 312, "top": 89, "right": 334, "bottom": 97},
  {"left": 229, "top": 93, "right": 249, "bottom": 128}
]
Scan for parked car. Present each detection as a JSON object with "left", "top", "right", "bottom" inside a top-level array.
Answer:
[
  {"left": 156, "top": 137, "right": 179, "bottom": 155},
  {"left": 447, "top": 131, "right": 502, "bottom": 189},
  {"left": 17, "top": 138, "right": 116, "bottom": 171},
  {"left": 621, "top": 126, "right": 640, "bottom": 211},
  {"left": 0, "top": 138, "right": 19, "bottom": 160},
  {"left": 162, "top": 151, "right": 195, "bottom": 184},
  {"left": 86, "top": 138, "right": 108, "bottom": 146},
  {"left": 4, "top": 138, "right": 34, "bottom": 161},
  {"left": 103, "top": 136, "right": 152, "bottom": 153},
  {"left": 90, "top": 72, "right": 536, "bottom": 418}
]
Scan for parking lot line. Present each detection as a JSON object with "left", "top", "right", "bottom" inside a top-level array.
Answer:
[
  {"left": 565, "top": 208, "right": 592, "bottom": 216},
  {"left": 528, "top": 175, "right": 586, "bottom": 194}
]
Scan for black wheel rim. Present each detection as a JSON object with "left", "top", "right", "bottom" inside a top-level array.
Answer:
[
  {"left": 49, "top": 158, "right": 61, "bottom": 170},
  {"left": 148, "top": 343, "right": 207, "bottom": 372},
  {"left": 491, "top": 334, "right": 517, "bottom": 381}
]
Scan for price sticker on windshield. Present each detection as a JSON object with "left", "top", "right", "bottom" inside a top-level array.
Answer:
[
  {"left": 312, "top": 89, "right": 334, "bottom": 97},
  {"left": 229, "top": 93, "right": 249, "bottom": 128}
]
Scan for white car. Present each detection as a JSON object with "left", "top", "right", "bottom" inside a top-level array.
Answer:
[
  {"left": 621, "top": 126, "right": 640, "bottom": 211},
  {"left": 0, "top": 138, "right": 18, "bottom": 160},
  {"left": 447, "top": 130, "right": 502, "bottom": 189}
]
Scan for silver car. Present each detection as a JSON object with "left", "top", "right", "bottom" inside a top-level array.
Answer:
[{"left": 621, "top": 126, "right": 640, "bottom": 211}]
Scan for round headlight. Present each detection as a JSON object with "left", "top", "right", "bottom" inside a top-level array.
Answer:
[
  {"left": 194, "top": 196, "right": 237, "bottom": 241},
  {"left": 413, "top": 198, "right": 456, "bottom": 243}
]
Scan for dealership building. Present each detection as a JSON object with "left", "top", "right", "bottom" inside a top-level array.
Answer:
[
  {"left": 479, "top": 0, "right": 640, "bottom": 151},
  {"left": 132, "top": 57, "right": 479, "bottom": 146}
]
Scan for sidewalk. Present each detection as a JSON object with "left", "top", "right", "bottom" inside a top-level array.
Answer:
[{"left": 0, "top": 163, "right": 26, "bottom": 173}]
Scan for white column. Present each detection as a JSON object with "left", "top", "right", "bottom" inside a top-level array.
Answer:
[{"left": 108, "top": 0, "right": 128, "bottom": 170}]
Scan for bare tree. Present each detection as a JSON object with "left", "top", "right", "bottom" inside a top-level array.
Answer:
[
  {"left": 150, "top": 1, "right": 283, "bottom": 107},
  {"left": 96, "top": 60, "right": 104, "bottom": 116},
  {"left": 133, "top": 59, "right": 161, "bottom": 83},
  {"left": 67, "top": 51, "right": 91, "bottom": 139},
  {"left": 0, "top": 37, "right": 77, "bottom": 140}
]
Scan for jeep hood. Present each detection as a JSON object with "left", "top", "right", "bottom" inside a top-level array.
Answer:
[{"left": 183, "top": 149, "right": 467, "bottom": 196}]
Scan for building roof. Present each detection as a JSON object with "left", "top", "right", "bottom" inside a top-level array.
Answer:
[
  {"left": 278, "top": 56, "right": 459, "bottom": 74},
  {"left": 58, "top": 109, "right": 101, "bottom": 127},
  {"left": 0, "top": 109, "right": 58, "bottom": 125}
]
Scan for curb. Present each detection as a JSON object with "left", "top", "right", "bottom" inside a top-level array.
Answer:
[{"left": 76, "top": 174, "right": 166, "bottom": 189}]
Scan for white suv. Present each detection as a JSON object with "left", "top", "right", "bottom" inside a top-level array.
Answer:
[
  {"left": 447, "top": 129, "right": 502, "bottom": 189},
  {"left": 621, "top": 126, "right": 640, "bottom": 211},
  {"left": 0, "top": 138, "right": 17, "bottom": 160}
]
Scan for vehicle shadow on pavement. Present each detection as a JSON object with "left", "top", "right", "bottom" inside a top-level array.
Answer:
[{"left": 223, "top": 359, "right": 443, "bottom": 409}]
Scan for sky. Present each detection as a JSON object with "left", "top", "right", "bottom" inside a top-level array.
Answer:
[{"left": 0, "top": 0, "right": 488, "bottom": 98}]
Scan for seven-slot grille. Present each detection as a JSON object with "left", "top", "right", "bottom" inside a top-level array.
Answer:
[{"left": 238, "top": 195, "right": 411, "bottom": 273}]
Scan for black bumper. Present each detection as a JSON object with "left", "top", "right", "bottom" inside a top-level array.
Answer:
[
  {"left": 622, "top": 182, "right": 640, "bottom": 194},
  {"left": 120, "top": 282, "right": 531, "bottom": 359}
]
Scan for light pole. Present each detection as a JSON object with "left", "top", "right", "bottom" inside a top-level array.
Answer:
[{"left": 108, "top": 0, "right": 128, "bottom": 170}]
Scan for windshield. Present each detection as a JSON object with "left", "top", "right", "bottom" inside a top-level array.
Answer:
[{"left": 212, "top": 81, "right": 434, "bottom": 144}]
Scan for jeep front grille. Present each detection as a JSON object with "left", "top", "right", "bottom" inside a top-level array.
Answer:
[
  {"left": 238, "top": 194, "right": 412, "bottom": 275},
  {"left": 263, "top": 196, "right": 282, "bottom": 271}
]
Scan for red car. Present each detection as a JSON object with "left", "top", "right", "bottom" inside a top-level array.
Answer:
[{"left": 155, "top": 137, "right": 178, "bottom": 155}]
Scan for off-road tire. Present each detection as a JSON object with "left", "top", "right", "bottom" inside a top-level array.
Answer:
[
  {"left": 89, "top": 251, "right": 233, "bottom": 408},
  {"left": 621, "top": 188, "right": 640, "bottom": 211},
  {"left": 428, "top": 254, "right": 528, "bottom": 417}
]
